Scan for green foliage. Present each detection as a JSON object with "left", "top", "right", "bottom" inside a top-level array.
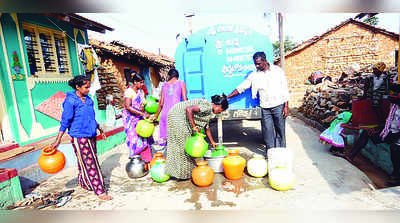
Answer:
[
  {"left": 363, "top": 16, "right": 379, "bottom": 26},
  {"left": 273, "top": 36, "right": 298, "bottom": 59}
]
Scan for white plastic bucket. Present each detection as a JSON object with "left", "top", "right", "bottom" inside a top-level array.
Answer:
[{"left": 267, "top": 147, "right": 293, "bottom": 173}]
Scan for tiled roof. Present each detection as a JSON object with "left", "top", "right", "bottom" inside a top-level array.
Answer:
[{"left": 90, "top": 38, "right": 174, "bottom": 67}]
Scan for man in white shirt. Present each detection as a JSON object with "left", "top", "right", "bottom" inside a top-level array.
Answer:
[{"left": 227, "top": 52, "right": 290, "bottom": 151}]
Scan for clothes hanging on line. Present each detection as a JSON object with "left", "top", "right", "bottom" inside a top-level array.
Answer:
[
  {"left": 77, "top": 44, "right": 101, "bottom": 96},
  {"left": 78, "top": 44, "right": 99, "bottom": 74}
]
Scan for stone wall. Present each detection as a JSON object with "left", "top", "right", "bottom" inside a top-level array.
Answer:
[{"left": 283, "top": 23, "right": 398, "bottom": 108}]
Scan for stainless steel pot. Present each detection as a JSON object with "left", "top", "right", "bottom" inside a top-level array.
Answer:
[
  {"left": 204, "top": 150, "right": 225, "bottom": 173},
  {"left": 125, "top": 155, "right": 149, "bottom": 178}
]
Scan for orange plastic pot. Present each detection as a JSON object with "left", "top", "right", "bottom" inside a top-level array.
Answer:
[
  {"left": 192, "top": 160, "right": 214, "bottom": 187},
  {"left": 222, "top": 149, "right": 246, "bottom": 180},
  {"left": 150, "top": 152, "right": 166, "bottom": 169},
  {"left": 38, "top": 146, "right": 66, "bottom": 174}
]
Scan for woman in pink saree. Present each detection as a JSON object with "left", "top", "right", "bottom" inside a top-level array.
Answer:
[{"left": 153, "top": 69, "right": 187, "bottom": 146}]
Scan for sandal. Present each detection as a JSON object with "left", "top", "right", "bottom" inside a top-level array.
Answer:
[
  {"left": 36, "top": 198, "right": 58, "bottom": 209},
  {"left": 344, "top": 155, "right": 354, "bottom": 163},
  {"left": 331, "top": 151, "right": 345, "bottom": 157},
  {"left": 56, "top": 195, "right": 72, "bottom": 207},
  {"left": 388, "top": 175, "right": 400, "bottom": 181},
  {"left": 331, "top": 152, "right": 354, "bottom": 163},
  {"left": 53, "top": 189, "right": 75, "bottom": 200}
]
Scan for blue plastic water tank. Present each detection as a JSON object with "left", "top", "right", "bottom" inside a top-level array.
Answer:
[{"left": 175, "top": 24, "right": 273, "bottom": 110}]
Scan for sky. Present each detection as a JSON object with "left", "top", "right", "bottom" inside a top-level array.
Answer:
[{"left": 80, "top": 12, "right": 400, "bottom": 58}]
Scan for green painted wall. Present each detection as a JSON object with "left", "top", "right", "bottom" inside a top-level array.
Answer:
[
  {"left": 18, "top": 13, "right": 105, "bottom": 125},
  {"left": 11, "top": 81, "right": 33, "bottom": 135},
  {"left": 1, "top": 14, "right": 33, "bottom": 136},
  {"left": 347, "top": 135, "right": 393, "bottom": 175},
  {"left": 93, "top": 94, "right": 106, "bottom": 124},
  {"left": 31, "top": 82, "right": 71, "bottom": 129},
  {"left": 30, "top": 84, "right": 106, "bottom": 133},
  {"left": 0, "top": 14, "right": 32, "bottom": 141},
  {"left": 0, "top": 176, "right": 24, "bottom": 209},
  {"left": 97, "top": 131, "right": 126, "bottom": 156},
  {"left": 29, "top": 83, "right": 106, "bottom": 134},
  {"left": 0, "top": 43, "right": 20, "bottom": 142},
  {"left": 362, "top": 142, "right": 393, "bottom": 175},
  {"left": 0, "top": 13, "right": 106, "bottom": 144}
]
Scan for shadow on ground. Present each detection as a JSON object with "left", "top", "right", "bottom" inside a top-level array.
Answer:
[
  {"left": 212, "top": 117, "right": 374, "bottom": 195},
  {"left": 288, "top": 117, "right": 374, "bottom": 195},
  {"left": 64, "top": 153, "right": 122, "bottom": 190},
  {"left": 209, "top": 120, "right": 266, "bottom": 156},
  {"left": 101, "top": 153, "right": 122, "bottom": 187}
]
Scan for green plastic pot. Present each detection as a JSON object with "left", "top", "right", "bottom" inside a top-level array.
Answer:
[
  {"left": 136, "top": 119, "right": 155, "bottom": 137},
  {"left": 145, "top": 96, "right": 159, "bottom": 114},
  {"left": 211, "top": 145, "right": 228, "bottom": 157},
  {"left": 185, "top": 132, "right": 209, "bottom": 158},
  {"left": 151, "top": 159, "right": 170, "bottom": 183}
]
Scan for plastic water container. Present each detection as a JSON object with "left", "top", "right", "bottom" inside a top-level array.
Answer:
[{"left": 267, "top": 147, "right": 293, "bottom": 173}]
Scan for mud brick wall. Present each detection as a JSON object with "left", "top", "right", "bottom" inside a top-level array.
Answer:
[{"left": 283, "top": 23, "right": 398, "bottom": 108}]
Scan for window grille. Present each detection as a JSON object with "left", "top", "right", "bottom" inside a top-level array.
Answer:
[{"left": 22, "top": 23, "right": 71, "bottom": 77}]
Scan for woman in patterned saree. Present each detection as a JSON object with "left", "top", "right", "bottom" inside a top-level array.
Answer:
[
  {"left": 51, "top": 75, "right": 112, "bottom": 200},
  {"left": 122, "top": 72, "right": 153, "bottom": 162},
  {"left": 165, "top": 94, "right": 229, "bottom": 180}
]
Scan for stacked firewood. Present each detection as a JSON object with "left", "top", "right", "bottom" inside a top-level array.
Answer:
[
  {"left": 96, "top": 59, "right": 126, "bottom": 110},
  {"left": 298, "top": 66, "right": 398, "bottom": 126}
]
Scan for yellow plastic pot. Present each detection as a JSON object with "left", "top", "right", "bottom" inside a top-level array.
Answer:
[
  {"left": 268, "top": 167, "right": 295, "bottom": 191},
  {"left": 136, "top": 119, "right": 155, "bottom": 137}
]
